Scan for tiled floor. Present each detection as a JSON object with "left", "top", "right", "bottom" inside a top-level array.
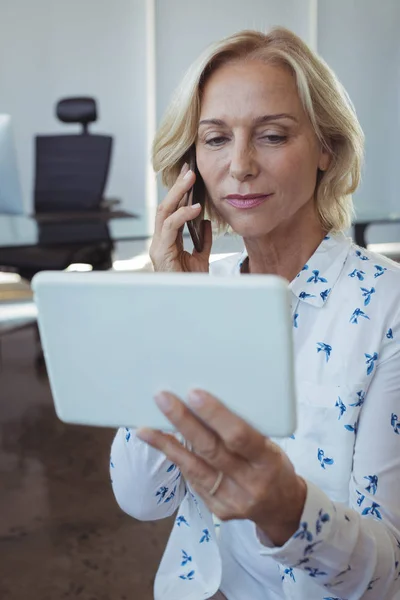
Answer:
[{"left": 0, "top": 328, "right": 173, "bottom": 600}]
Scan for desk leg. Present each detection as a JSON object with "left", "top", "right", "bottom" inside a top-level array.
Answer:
[{"left": 354, "top": 223, "right": 368, "bottom": 248}]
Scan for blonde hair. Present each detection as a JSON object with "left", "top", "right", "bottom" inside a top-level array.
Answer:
[{"left": 152, "top": 27, "right": 364, "bottom": 232}]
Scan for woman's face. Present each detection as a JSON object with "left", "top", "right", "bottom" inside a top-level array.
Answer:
[{"left": 196, "top": 60, "right": 330, "bottom": 239}]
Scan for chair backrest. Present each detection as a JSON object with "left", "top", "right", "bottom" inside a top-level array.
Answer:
[{"left": 34, "top": 98, "right": 113, "bottom": 213}]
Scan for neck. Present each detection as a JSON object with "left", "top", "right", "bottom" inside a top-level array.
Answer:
[{"left": 243, "top": 203, "right": 326, "bottom": 281}]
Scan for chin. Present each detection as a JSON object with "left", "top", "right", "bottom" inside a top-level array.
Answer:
[{"left": 214, "top": 200, "right": 283, "bottom": 238}]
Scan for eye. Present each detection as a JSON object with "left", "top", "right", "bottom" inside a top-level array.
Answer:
[
  {"left": 261, "top": 134, "right": 287, "bottom": 144},
  {"left": 205, "top": 136, "right": 228, "bottom": 147}
]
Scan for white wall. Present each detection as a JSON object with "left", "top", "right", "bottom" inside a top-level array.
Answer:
[
  {"left": 155, "top": 0, "right": 316, "bottom": 123},
  {"left": 318, "top": 0, "right": 400, "bottom": 243},
  {"left": 0, "top": 0, "right": 148, "bottom": 217}
]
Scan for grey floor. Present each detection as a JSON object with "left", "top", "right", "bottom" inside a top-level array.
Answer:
[{"left": 0, "top": 327, "right": 173, "bottom": 600}]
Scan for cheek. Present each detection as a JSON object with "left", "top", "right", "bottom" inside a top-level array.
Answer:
[
  {"left": 271, "top": 146, "right": 319, "bottom": 195},
  {"left": 197, "top": 152, "right": 227, "bottom": 196}
]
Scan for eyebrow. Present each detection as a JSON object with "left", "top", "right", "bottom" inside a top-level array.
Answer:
[{"left": 198, "top": 114, "right": 298, "bottom": 127}]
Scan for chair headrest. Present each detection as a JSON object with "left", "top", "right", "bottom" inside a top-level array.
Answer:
[{"left": 56, "top": 97, "right": 97, "bottom": 125}]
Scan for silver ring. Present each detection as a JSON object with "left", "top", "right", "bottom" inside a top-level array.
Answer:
[{"left": 208, "top": 471, "right": 224, "bottom": 496}]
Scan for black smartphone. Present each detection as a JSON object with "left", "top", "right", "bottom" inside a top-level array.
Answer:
[{"left": 183, "top": 147, "right": 206, "bottom": 252}]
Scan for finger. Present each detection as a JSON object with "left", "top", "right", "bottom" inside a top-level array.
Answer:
[
  {"left": 193, "top": 219, "right": 213, "bottom": 259},
  {"left": 136, "top": 426, "right": 220, "bottom": 489},
  {"left": 154, "top": 167, "right": 196, "bottom": 235},
  {"left": 187, "top": 389, "right": 270, "bottom": 464},
  {"left": 152, "top": 392, "right": 247, "bottom": 475},
  {"left": 136, "top": 426, "right": 248, "bottom": 519},
  {"left": 188, "top": 479, "right": 240, "bottom": 521},
  {"left": 160, "top": 204, "right": 202, "bottom": 250}
]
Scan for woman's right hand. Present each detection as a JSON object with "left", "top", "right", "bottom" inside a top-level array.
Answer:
[{"left": 149, "top": 163, "right": 213, "bottom": 272}]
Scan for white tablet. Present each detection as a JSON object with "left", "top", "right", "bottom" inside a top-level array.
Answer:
[{"left": 32, "top": 271, "right": 296, "bottom": 437}]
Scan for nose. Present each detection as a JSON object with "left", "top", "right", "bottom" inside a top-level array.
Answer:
[{"left": 229, "top": 140, "right": 259, "bottom": 182}]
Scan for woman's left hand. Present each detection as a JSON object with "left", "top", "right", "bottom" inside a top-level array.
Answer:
[{"left": 136, "top": 389, "right": 307, "bottom": 547}]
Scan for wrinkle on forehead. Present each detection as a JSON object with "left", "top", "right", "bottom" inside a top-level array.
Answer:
[
  {"left": 200, "top": 61, "right": 308, "bottom": 131},
  {"left": 199, "top": 60, "right": 305, "bottom": 127}
]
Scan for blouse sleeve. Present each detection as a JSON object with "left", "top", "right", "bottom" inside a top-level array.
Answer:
[{"left": 110, "top": 427, "right": 186, "bottom": 521}]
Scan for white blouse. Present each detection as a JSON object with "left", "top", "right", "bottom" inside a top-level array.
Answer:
[{"left": 110, "top": 232, "right": 400, "bottom": 600}]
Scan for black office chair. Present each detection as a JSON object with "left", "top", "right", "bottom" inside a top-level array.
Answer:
[
  {"left": 0, "top": 97, "right": 116, "bottom": 280},
  {"left": 34, "top": 97, "right": 114, "bottom": 214}
]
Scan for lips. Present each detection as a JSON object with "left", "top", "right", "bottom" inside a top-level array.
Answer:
[{"left": 225, "top": 194, "right": 272, "bottom": 209}]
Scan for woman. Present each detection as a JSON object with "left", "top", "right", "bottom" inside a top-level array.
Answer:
[{"left": 110, "top": 28, "right": 400, "bottom": 600}]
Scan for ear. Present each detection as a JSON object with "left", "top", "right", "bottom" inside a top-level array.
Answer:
[{"left": 318, "top": 145, "right": 331, "bottom": 172}]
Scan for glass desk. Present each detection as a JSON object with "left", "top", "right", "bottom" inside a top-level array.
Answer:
[
  {"left": 0, "top": 211, "right": 153, "bottom": 344},
  {"left": 0, "top": 211, "right": 151, "bottom": 250},
  {"left": 2, "top": 210, "right": 400, "bottom": 252}
]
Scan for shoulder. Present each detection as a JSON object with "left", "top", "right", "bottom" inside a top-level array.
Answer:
[
  {"left": 349, "top": 242, "right": 400, "bottom": 271},
  {"left": 345, "top": 242, "right": 400, "bottom": 293},
  {"left": 339, "top": 242, "right": 400, "bottom": 321},
  {"left": 344, "top": 243, "right": 400, "bottom": 360}
]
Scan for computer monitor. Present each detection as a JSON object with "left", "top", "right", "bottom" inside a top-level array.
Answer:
[{"left": 0, "top": 114, "right": 24, "bottom": 215}]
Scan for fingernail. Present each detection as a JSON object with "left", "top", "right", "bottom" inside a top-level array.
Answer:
[
  {"left": 183, "top": 169, "right": 193, "bottom": 181},
  {"left": 155, "top": 392, "right": 174, "bottom": 411},
  {"left": 191, "top": 203, "right": 201, "bottom": 209},
  {"left": 188, "top": 390, "right": 204, "bottom": 407},
  {"left": 180, "top": 162, "right": 188, "bottom": 175}
]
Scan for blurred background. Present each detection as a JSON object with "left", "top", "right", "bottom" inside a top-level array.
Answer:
[{"left": 1, "top": 1, "right": 400, "bottom": 598}]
